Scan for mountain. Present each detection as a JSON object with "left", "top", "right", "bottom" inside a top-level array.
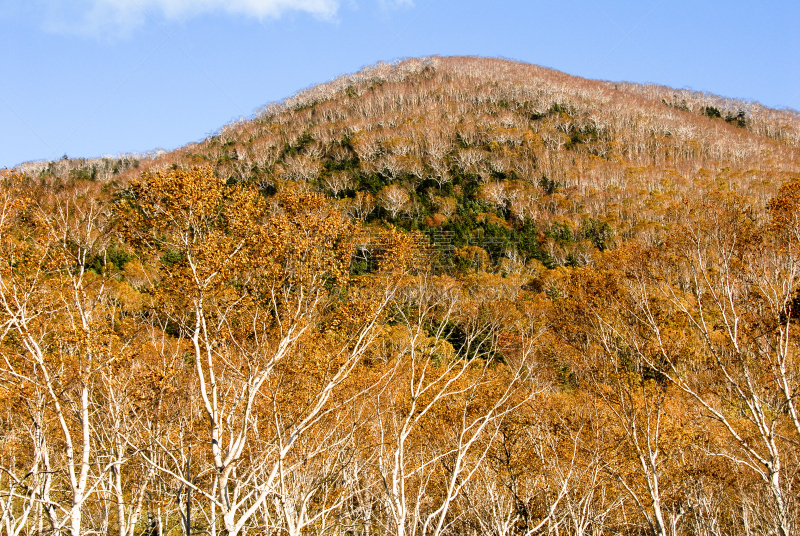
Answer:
[
  {"left": 3, "top": 57, "right": 800, "bottom": 536},
  {"left": 12, "top": 56, "right": 800, "bottom": 270}
]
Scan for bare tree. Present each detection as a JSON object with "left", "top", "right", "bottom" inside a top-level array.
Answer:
[{"left": 378, "top": 185, "right": 410, "bottom": 219}]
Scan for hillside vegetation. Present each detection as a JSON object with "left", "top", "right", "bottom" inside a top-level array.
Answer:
[{"left": 3, "top": 56, "right": 800, "bottom": 536}]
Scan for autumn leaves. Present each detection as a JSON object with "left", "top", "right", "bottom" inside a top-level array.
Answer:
[
  {"left": 3, "top": 161, "right": 800, "bottom": 535},
  {"left": 0, "top": 167, "right": 531, "bottom": 536}
]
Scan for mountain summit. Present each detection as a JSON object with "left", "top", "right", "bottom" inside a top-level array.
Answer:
[{"left": 14, "top": 56, "right": 800, "bottom": 269}]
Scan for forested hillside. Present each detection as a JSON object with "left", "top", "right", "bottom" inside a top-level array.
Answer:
[{"left": 3, "top": 56, "right": 800, "bottom": 536}]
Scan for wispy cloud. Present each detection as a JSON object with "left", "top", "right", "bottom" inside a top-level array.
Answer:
[
  {"left": 32, "top": 0, "right": 340, "bottom": 37},
  {"left": 378, "top": 0, "right": 413, "bottom": 8}
]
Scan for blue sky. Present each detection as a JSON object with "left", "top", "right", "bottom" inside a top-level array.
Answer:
[{"left": 1, "top": 0, "right": 799, "bottom": 168}]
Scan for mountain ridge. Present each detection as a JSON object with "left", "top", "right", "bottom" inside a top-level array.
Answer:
[
  {"left": 3, "top": 56, "right": 800, "bottom": 536},
  {"left": 11, "top": 55, "right": 798, "bottom": 272},
  {"left": 11, "top": 55, "right": 800, "bottom": 172}
]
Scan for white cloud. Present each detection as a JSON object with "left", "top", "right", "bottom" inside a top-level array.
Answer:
[
  {"left": 140, "top": 0, "right": 339, "bottom": 19},
  {"left": 34, "top": 0, "right": 340, "bottom": 37}
]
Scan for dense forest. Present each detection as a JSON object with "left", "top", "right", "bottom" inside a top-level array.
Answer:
[{"left": 2, "top": 56, "right": 800, "bottom": 536}]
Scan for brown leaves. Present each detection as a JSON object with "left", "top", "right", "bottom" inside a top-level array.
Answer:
[
  {"left": 260, "top": 189, "right": 355, "bottom": 288},
  {"left": 768, "top": 179, "right": 800, "bottom": 250}
]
